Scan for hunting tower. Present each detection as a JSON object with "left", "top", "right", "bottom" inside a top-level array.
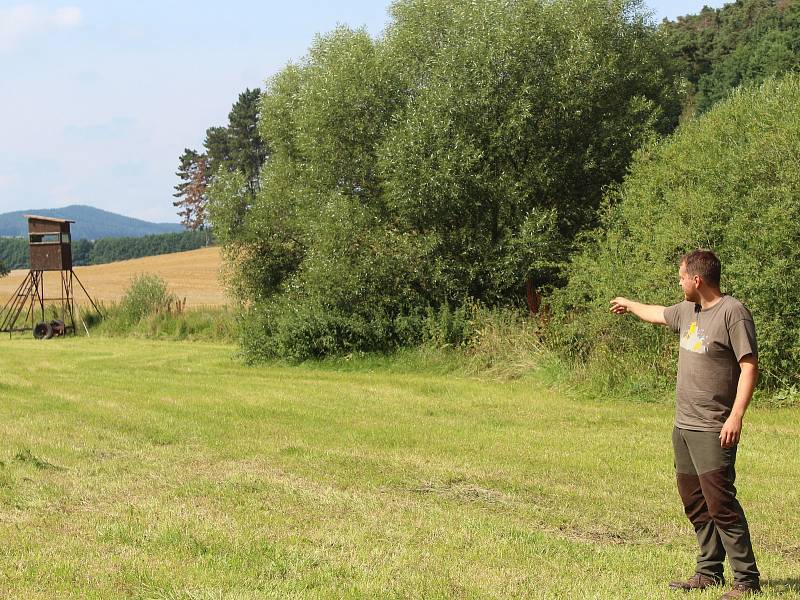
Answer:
[{"left": 1, "top": 215, "right": 102, "bottom": 338}]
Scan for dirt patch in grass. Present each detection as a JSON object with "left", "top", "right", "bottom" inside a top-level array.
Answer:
[
  {"left": 410, "top": 477, "right": 511, "bottom": 505},
  {"left": 13, "top": 448, "right": 66, "bottom": 472}
]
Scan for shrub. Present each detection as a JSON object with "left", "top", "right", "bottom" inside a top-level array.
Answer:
[
  {"left": 118, "top": 274, "right": 177, "bottom": 325},
  {"left": 550, "top": 74, "right": 800, "bottom": 392},
  {"left": 422, "top": 303, "right": 475, "bottom": 349},
  {"left": 238, "top": 197, "right": 436, "bottom": 361}
]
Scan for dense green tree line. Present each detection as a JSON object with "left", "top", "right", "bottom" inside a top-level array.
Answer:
[
  {"left": 208, "top": 0, "right": 684, "bottom": 360},
  {"left": 663, "top": 0, "right": 800, "bottom": 113},
  {"left": 89, "top": 230, "right": 213, "bottom": 264},
  {"left": 0, "top": 239, "right": 27, "bottom": 272},
  {"left": 552, "top": 75, "right": 800, "bottom": 391},
  {"left": 180, "top": 0, "right": 800, "bottom": 381},
  {"left": 0, "top": 230, "right": 212, "bottom": 270}
]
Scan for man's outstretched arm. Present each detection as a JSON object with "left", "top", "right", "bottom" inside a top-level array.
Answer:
[{"left": 610, "top": 297, "right": 667, "bottom": 325}]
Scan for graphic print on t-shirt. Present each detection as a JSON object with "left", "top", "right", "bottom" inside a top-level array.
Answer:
[{"left": 681, "top": 321, "right": 708, "bottom": 354}]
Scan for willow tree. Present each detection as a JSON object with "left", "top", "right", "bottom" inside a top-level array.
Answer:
[{"left": 211, "top": 0, "right": 684, "bottom": 360}]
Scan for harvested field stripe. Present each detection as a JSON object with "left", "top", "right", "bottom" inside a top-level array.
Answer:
[{"left": 0, "top": 246, "right": 226, "bottom": 308}]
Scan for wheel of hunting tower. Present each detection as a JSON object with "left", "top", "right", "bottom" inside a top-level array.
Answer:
[
  {"left": 33, "top": 322, "right": 53, "bottom": 339},
  {"left": 50, "top": 319, "right": 66, "bottom": 336}
]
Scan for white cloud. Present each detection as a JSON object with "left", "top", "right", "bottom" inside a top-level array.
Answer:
[
  {"left": 53, "top": 6, "right": 82, "bottom": 28},
  {"left": 0, "top": 4, "right": 82, "bottom": 52}
]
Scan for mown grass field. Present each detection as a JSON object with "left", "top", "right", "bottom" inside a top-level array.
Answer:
[
  {"left": 0, "top": 337, "right": 798, "bottom": 599},
  {"left": 0, "top": 247, "right": 226, "bottom": 308}
]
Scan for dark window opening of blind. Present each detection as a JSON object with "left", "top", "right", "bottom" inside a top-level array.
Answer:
[{"left": 30, "top": 233, "right": 61, "bottom": 244}]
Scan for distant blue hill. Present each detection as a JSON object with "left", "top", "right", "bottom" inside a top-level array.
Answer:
[{"left": 0, "top": 205, "right": 183, "bottom": 240}]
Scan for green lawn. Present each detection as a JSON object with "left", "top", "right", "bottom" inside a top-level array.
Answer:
[{"left": 0, "top": 338, "right": 798, "bottom": 599}]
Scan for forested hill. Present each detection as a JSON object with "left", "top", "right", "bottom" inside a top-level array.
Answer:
[
  {"left": 0, "top": 205, "right": 182, "bottom": 240},
  {"left": 663, "top": 0, "right": 800, "bottom": 114}
]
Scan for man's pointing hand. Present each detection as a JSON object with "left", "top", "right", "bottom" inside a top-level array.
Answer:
[{"left": 610, "top": 297, "right": 631, "bottom": 314}]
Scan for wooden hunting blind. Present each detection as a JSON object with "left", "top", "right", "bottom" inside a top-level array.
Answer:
[
  {"left": 1, "top": 215, "right": 102, "bottom": 338},
  {"left": 28, "top": 215, "right": 74, "bottom": 271}
]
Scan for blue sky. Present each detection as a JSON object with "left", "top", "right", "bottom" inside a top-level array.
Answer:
[{"left": 0, "top": 1, "right": 729, "bottom": 223}]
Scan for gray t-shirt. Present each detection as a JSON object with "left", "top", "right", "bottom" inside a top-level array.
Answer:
[{"left": 663, "top": 296, "right": 757, "bottom": 432}]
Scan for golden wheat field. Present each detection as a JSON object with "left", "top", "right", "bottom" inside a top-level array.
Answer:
[{"left": 0, "top": 246, "right": 227, "bottom": 307}]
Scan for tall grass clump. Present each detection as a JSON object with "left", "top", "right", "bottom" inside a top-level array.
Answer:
[
  {"left": 422, "top": 302, "right": 543, "bottom": 379},
  {"left": 84, "top": 302, "right": 236, "bottom": 342},
  {"left": 84, "top": 273, "right": 237, "bottom": 342},
  {"left": 549, "top": 74, "right": 800, "bottom": 396}
]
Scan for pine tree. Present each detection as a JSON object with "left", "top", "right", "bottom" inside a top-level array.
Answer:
[
  {"left": 203, "top": 88, "right": 267, "bottom": 194},
  {"left": 227, "top": 88, "right": 267, "bottom": 196},
  {"left": 204, "top": 126, "right": 231, "bottom": 176}
]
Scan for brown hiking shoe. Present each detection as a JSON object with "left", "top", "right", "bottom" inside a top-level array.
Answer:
[
  {"left": 669, "top": 573, "right": 724, "bottom": 591},
  {"left": 719, "top": 582, "right": 761, "bottom": 599}
]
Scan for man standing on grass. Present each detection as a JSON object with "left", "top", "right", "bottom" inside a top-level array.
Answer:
[{"left": 610, "top": 250, "right": 761, "bottom": 599}]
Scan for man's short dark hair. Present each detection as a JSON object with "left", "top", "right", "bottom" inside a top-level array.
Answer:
[{"left": 682, "top": 249, "right": 721, "bottom": 287}]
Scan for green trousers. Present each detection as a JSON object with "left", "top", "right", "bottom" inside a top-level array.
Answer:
[{"left": 672, "top": 427, "right": 760, "bottom": 585}]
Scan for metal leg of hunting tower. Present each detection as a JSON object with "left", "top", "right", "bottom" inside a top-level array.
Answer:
[
  {"left": 61, "top": 270, "right": 75, "bottom": 335},
  {"left": 0, "top": 270, "right": 46, "bottom": 336},
  {"left": 1, "top": 271, "right": 33, "bottom": 335},
  {"left": 71, "top": 270, "right": 104, "bottom": 319},
  {"left": 25, "top": 271, "right": 47, "bottom": 334},
  {"left": 32, "top": 270, "right": 45, "bottom": 326}
]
